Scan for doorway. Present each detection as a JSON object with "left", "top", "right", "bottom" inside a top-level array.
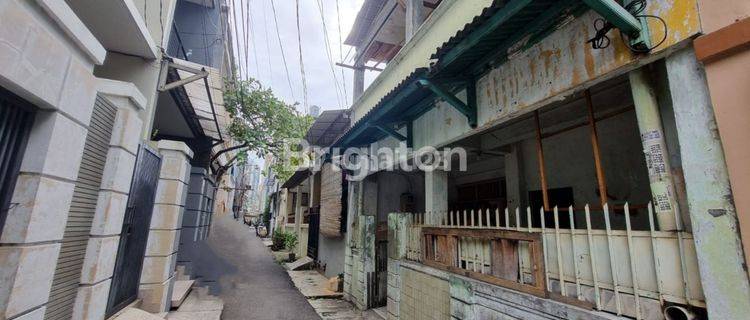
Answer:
[{"left": 106, "top": 145, "right": 162, "bottom": 316}]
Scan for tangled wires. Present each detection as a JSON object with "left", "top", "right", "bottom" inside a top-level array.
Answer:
[{"left": 586, "top": 0, "right": 668, "bottom": 53}]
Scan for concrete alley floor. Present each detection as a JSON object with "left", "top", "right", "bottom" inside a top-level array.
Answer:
[{"left": 181, "top": 214, "right": 320, "bottom": 320}]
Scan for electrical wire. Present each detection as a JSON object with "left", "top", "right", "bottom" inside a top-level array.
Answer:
[
  {"left": 295, "top": 0, "right": 309, "bottom": 114},
  {"left": 335, "top": 0, "right": 349, "bottom": 105},
  {"left": 248, "top": 0, "right": 262, "bottom": 80},
  {"left": 586, "top": 0, "right": 667, "bottom": 53},
  {"left": 269, "top": 0, "right": 297, "bottom": 102},
  {"left": 261, "top": 0, "right": 274, "bottom": 86},
  {"left": 316, "top": 0, "right": 344, "bottom": 109},
  {"left": 239, "top": 0, "right": 249, "bottom": 79},
  {"left": 230, "top": 0, "right": 243, "bottom": 81}
]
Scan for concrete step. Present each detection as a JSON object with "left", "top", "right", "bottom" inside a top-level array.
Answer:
[
  {"left": 175, "top": 290, "right": 224, "bottom": 313},
  {"left": 285, "top": 256, "right": 314, "bottom": 271},
  {"left": 175, "top": 265, "right": 190, "bottom": 281},
  {"left": 111, "top": 307, "right": 165, "bottom": 320},
  {"left": 166, "top": 310, "right": 222, "bottom": 320},
  {"left": 171, "top": 280, "right": 195, "bottom": 308}
]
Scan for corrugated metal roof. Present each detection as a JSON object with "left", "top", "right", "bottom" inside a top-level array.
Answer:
[
  {"left": 333, "top": 68, "right": 429, "bottom": 147},
  {"left": 281, "top": 168, "right": 311, "bottom": 189},
  {"left": 334, "top": 0, "right": 584, "bottom": 148},
  {"left": 305, "top": 109, "right": 350, "bottom": 147},
  {"left": 429, "top": 0, "right": 583, "bottom": 76}
]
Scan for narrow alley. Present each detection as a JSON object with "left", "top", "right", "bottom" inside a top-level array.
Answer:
[{"left": 181, "top": 215, "right": 320, "bottom": 320}]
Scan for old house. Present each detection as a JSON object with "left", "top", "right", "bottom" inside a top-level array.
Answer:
[
  {"left": 0, "top": 0, "right": 239, "bottom": 319},
  {"left": 336, "top": 0, "right": 750, "bottom": 319}
]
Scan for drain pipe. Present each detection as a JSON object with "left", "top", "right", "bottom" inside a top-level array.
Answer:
[{"left": 664, "top": 305, "right": 697, "bottom": 320}]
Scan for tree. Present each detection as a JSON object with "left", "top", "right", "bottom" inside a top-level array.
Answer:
[{"left": 218, "top": 78, "right": 313, "bottom": 181}]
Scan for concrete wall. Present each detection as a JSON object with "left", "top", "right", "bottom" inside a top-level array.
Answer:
[
  {"left": 694, "top": 2, "right": 750, "bottom": 275},
  {"left": 0, "top": 1, "right": 106, "bottom": 318},
  {"left": 70, "top": 80, "right": 146, "bottom": 320},
  {"left": 318, "top": 235, "right": 346, "bottom": 278},
  {"left": 407, "top": 4, "right": 702, "bottom": 151},
  {"left": 139, "top": 141, "right": 193, "bottom": 313}
]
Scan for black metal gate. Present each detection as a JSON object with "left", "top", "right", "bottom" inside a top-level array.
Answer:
[
  {"left": 367, "top": 240, "right": 388, "bottom": 308},
  {"left": 107, "top": 145, "right": 162, "bottom": 316},
  {"left": 307, "top": 209, "right": 320, "bottom": 259},
  {"left": 0, "top": 88, "right": 35, "bottom": 236}
]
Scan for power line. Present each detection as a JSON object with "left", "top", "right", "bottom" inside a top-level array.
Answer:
[
  {"left": 230, "top": 0, "right": 243, "bottom": 81},
  {"left": 335, "top": 0, "right": 349, "bottom": 105},
  {"left": 269, "top": 0, "right": 297, "bottom": 102},
  {"left": 247, "top": 0, "right": 261, "bottom": 80},
  {"left": 239, "top": 0, "right": 249, "bottom": 79},
  {"left": 295, "top": 0, "right": 309, "bottom": 114},
  {"left": 261, "top": 0, "right": 274, "bottom": 86},
  {"left": 315, "top": 0, "right": 344, "bottom": 109}
]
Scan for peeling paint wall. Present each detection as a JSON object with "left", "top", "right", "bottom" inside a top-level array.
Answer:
[{"left": 407, "top": 2, "right": 701, "bottom": 150}]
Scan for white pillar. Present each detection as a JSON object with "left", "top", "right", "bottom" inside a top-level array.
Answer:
[
  {"left": 629, "top": 68, "right": 680, "bottom": 231},
  {"left": 665, "top": 47, "right": 750, "bottom": 318},
  {"left": 425, "top": 170, "right": 448, "bottom": 224}
]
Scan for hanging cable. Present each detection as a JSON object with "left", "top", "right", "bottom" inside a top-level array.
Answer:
[
  {"left": 586, "top": 0, "right": 667, "bottom": 53},
  {"left": 248, "top": 0, "right": 261, "bottom": 80},
  {"left": 230, "top": 0, "right": 243, "bottom": 82},
  {"left": 261, "top": 0, "right": 274, "bottom": 86},
  {"left": 239, "top": 0, "right": 249, "bottom": 79},
  {"left": 295, "top": 0, "right": 309, "bottom": 114},
  {"left": 335, "top": 0, "right": 349, "bottom": 105},
  {"left": 269, "top": 0, "right": 297, "bottom": 102},
  {"left": 315, "top": 0, "right": 344, "bottom": 109}
]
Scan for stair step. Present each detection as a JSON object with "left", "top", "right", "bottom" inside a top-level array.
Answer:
[
  {"left": 171, "top": 280, "right": 195, "bottom": 308},
  {"left": 167, "top": 310, "right": 222, "bottom": 320},
  {"left": 176, "top": 290, "right": 224, "bottom": 312},
  {"left": 112, "top": 308, "right": 165, "bottom": 320}
]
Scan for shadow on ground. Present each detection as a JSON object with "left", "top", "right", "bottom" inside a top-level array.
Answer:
[{"left": 177, "top": 215, "right": 320, "bottom": 320}]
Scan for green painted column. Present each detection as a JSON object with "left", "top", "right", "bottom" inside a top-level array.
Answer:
[{"left": 665, "top": 48, "right": 750, "bottom": 319}]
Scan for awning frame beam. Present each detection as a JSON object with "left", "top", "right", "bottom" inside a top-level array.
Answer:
[
  {"left": 417, "top": 78, "right": 477, "bottom": 128},
  {"left": 374, "top": 123, "right": 407, "bottom": 141}
]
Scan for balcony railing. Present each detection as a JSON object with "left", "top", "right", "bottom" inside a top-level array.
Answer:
[{"left": 404, "top": 203, "right": 704, "bottom": 319}]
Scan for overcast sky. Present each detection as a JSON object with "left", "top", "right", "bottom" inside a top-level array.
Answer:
[{"left": 228, "top": 0, "right": 379, "bottom": 114}]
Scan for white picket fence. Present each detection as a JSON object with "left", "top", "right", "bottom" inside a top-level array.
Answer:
[{"left": 404, "top": 203, "right": 705, "bottom": 320}]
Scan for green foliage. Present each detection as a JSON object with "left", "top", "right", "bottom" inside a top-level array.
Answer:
[
  {"left": 283, "top": 232, "right": 298, "bottom": 250},
  {"left": 271, "top": 230, "right": 299, "bottom": 251},
  {"left": 223, "top": 78, "right": 313, "bottom": 180}
]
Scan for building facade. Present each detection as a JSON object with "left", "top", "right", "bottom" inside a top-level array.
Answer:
[
  {"left": 336, "top": 0, "right": 750, "bottom": 319},
  {"left": 0, "top": 0, "right": 238, "bottom": 319}
]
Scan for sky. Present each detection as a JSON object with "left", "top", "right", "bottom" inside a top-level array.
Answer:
[{"left": 228, "top": 0, "right": 380, "bottom": 114}]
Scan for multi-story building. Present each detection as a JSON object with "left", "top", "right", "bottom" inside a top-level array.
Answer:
[
  {"left": 0, "top": 0, "right": 239, "bottom": 319},
  {"left": 335, "top": 0, "right": 750, "bottom": 319}
]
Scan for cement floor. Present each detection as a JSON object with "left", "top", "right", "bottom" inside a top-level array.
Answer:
[{"left": 183, "top": 214, "right": 321, "bottom": 320}]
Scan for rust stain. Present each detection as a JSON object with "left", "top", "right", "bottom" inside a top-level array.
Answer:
[{"left": 445, "top": 116, "right": 452, "bottom": 126}]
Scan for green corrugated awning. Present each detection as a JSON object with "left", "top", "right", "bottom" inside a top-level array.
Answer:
[{"left": 334, "top": 0, "right": 588, "bottom": 149}]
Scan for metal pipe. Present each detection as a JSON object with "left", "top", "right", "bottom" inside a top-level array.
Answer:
[
  {"left": 629, "top": 68, "right": 679, "bottom": 231},
  {"left": 664, "top": 305, "right": 697, "bottom": 320}
]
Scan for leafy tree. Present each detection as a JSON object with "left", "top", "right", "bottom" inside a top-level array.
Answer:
[{"left": 215, "top": 78, "right": 313, "bottom": 181}]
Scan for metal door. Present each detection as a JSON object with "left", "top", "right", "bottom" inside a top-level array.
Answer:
[
  {"left": 307, "top": 209, "right": 320, "bottom": 259},
  {"left": 0, "top": 88, "right": 34, "bottom": 236},
  {"left": 106, "top": 145, "right": 162, "bottom": 316}
]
